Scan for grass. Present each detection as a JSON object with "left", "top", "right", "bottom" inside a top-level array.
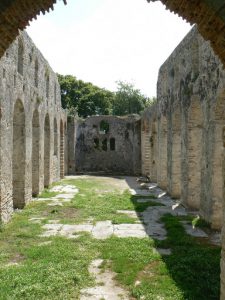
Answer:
[{"left": 0, "top": 177, "right": 221, "bottom": 299}]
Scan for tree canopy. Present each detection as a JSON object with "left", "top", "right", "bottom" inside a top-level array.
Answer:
[{"left": 57, "top": 74, "right": 154, "bottom": 118}]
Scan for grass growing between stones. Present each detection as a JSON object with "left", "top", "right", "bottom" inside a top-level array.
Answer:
[{"left": 0, "top": 177, "right": 221, "bottom": 299}]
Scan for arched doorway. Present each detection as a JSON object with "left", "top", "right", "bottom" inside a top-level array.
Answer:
[
  {"left": 60, "top": 120, "right": 64, "bottom": 178},
  {"left": 12, "top": 99, "right": 25, "bottom": 208},
  {"left": 44, "top": 114, "right": 50, "bottom": 187},
  {"left": 187, "top": 97, "right": 203, "bottom": 209},
  {"left": 32, "top": 109, "right": 40, "bottom": 196}
]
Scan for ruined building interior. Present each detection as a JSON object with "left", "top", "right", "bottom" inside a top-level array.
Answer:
[{"left": 1, "top": 0, "right": 225, "bottom": 299}]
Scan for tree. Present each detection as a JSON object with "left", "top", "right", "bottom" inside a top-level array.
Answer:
[
  {"left": 57, "top": 74, "right": 114, "bottom": 118},
  {"left": 113, "top": 81, "right": 151, "bottom": 115}
]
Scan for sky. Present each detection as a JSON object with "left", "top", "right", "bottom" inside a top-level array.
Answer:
[{"left": 26, "top": 0, "right": 192, "bottom": 97}]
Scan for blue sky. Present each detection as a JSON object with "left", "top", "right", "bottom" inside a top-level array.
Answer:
[{"left": 27, "top": 0, "right": 192, "bottom": 97}]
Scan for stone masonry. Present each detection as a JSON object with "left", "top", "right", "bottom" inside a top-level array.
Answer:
[
  {"left": 0, "top": 30, "right": 67, "bottom": 223},
  {"left": 69, "top": 115, "right": 141, "bottom": 175},
  {"left": 141, "top": 26, "right": 225, "bottom": 299},
  {"left": 141, "top": 26, "right": 225, "bottom": 230}
]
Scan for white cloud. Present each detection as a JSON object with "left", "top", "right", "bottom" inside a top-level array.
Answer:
[{"left": 27, "top": 0, "right": 191, "bottom": 97}]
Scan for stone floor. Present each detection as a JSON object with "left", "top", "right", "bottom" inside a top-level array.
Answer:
[
  {"left": 80, "top": 259, "right": 129, "bottom": 300},
  {"left": 36, "top": 176, "right": 221, "bottom": 246},
  {"left": 30, "top": 175, "right": 221, "bottom": 299}
]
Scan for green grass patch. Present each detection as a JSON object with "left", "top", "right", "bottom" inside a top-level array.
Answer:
[
  {"left": 0, "top": 177, "right": 221, "bottom": 300},
  {"left": 38, "top": 188, "right": 58, "bottom": 199}
]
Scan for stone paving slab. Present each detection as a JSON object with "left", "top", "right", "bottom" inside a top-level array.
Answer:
[
  {"left": 116, "top": 210, "right": 138, "bottom": 219},
  {"left": 50, "top": 185, "right": 79, "bottom": 194},
  {"left": 53, "top": 194, "right": 74, "bottom": 200},
  {"left": 153, "top": 248, "right": 172, "bottom": 256},
  {"left": 37, "top": 177, "right": 219, "bottom": 246},
  {"left": 181, "top": 222, "right": 208, "bottom": 238},
  {"left": 92, "top": 221, "right": 114, "bottom": 239},
  {"left": 80, "top": 259, "right": 129, "bottom": 300}
]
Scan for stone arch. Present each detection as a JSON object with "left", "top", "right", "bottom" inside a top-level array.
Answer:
[
  {"left": 32, "top": 109, "right": 40, "bottom": 196},
  {"left": 187, "top": 97, "right": 203, "bottom": 209},
  {"left": 149, "top": 120, "right": 157, "bottom": 182},
  {"left": 210, "top": 94, "right": 225, "bottom": 229},
  {"left": 54, "top": 118, "right": 58, "bottom": 156},
  {"left": 170, "top": 107, "right": 181, "bottom": 198},
  {"left": 157, "top": 115, "right": 167, "bottom": 189},
  {"left": 12, "top": 99, "right": 25, "bottom": 208},
  {"left": 44, "top": 114, "right": 50, "bottom": 187},
  {"left": 60, "top": 120, "right": 64, "bottom": 178},
  {"left": 17, "top": 38, "right": 24, "bottom": 76}
]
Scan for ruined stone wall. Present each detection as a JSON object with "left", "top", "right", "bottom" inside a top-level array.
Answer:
[
  {"left": 73, "top": 115, "right": 141, "bottom": 175},
  {"left": 0, "top": 30, "right": 67, "bottom": 223},
  {"left": 142, "top": 26, "right": 225, "bottom": 230},
  {"left": 141, "top": 26, "right": 225, "bottom": 299}
]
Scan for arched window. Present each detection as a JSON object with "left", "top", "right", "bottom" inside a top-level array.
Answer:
[{"left": 17, "top": 38, "right": 24, "bottom": 75}]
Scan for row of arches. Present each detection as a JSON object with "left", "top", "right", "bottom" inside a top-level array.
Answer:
[
  {"left": 142, "top": 96, "right": 224, "bottom": 230},
  {"left": 12, "top": 99, "right": 65, "bottom": 209}
]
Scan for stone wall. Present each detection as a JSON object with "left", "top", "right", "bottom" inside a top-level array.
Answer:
[
  {"left": 141, "top": 26, "right": 225, "bottom": 299},
  {"left": 141, "top": 26, "right": 225, "bottom": 230},
  {"left": 0, "top": 30, "right": 67, "bottom": 223},
  {"left": 71, "top": 115, "right": 141, "bottom": 175}
]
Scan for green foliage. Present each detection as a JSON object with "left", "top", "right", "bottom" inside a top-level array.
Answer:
[
  {"left": 57, "top": 74, "right": 114, "bottom": 118},
  {"left": 112, "top": 81, "right": 152, "bottom": 115},
  {"left": 57, "top": 75, "right": 155, "bottom": 117}
]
